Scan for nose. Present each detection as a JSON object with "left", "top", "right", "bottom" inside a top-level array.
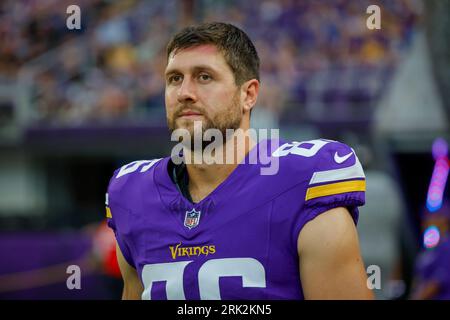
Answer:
[{"left": 177, "top": 77, "right": 197, "bottom": 104}]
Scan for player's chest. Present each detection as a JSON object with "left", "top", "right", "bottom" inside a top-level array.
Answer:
[
  {"left": 132, "top": 191, "right": 303, "bottom": 299},
  {"left": 134, "top": 202, "right": 275, "bottom": 299},
  {"left": 131, "top": 198, "right": 274, "bottom": 259}
]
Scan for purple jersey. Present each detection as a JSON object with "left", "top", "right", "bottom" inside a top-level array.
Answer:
[{"left": 106, "top": 138, "right": 366, "bottom": 300}]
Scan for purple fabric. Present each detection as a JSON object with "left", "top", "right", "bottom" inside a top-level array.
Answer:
[{"left": 107, "top": 138, "right": 365, "bottom": 300}]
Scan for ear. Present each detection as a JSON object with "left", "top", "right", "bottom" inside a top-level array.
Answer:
[{"left": 241, "top": 79, "right": 259, "bottom": 114}]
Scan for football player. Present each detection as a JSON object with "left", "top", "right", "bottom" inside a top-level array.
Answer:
[{"left": 106, "top": 22, "right": 373, "bottom": 300}]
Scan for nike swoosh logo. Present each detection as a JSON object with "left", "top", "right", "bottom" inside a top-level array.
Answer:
[{"left": 334, "top": 151, "right": 353, "bottom": 164}]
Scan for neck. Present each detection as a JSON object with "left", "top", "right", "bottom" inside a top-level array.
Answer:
[{"left": 185, "top": 131, "right": 256, "bottom": 203}]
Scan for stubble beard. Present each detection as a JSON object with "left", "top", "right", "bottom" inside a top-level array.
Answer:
[{"left": 167, "top": 91, "right": 242, "bottom": 151}]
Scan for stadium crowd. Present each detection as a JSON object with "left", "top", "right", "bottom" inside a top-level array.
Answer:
[{"left": 0, "top": 0, "right": 420, "bottom": 125}]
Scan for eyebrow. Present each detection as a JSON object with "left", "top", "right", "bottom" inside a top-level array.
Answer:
[{"left": 164, "top": 65, "right": 219, "bottom": 78}]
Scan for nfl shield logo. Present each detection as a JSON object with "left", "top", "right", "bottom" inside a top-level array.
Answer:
[{"left": 184, "top": 208, "right": 201, "bottom": 229}]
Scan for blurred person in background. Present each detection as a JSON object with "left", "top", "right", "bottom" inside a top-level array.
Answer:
[{"left": 410, "top": 201, "right": 450, "bottom": 300}]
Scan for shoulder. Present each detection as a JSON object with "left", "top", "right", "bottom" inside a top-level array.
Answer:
[
  {"left": 107, "top": 158, "right": 165, "bottom": 204},
  {"left": 272, "top": 138, "right": 364, "bottom": 181},
  {"left": 105, "top": 159, "right": 167, "bottom": 269},
  {"left": 270, "top": 138, "right": 365, "bottom": 211}
]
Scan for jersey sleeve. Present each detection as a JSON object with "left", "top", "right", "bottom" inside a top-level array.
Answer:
[
  {"left": 105, "top": 169, "right": 135, "bottom": 268},
  {"left": 294, "top": 141, "right": 366, "bottom": 240}
]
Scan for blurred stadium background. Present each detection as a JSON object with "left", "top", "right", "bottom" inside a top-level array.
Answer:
[{"left": 0, "top": 0, "right": 449, "bottom": 299}]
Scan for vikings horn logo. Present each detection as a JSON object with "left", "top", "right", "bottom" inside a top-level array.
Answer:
[{"left": 184, "top": 208, "right": 201, "bottom": 229}]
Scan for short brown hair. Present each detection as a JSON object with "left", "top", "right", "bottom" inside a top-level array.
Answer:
[{"left": 166, "top": 22, "right": 260, "bottom": 86}]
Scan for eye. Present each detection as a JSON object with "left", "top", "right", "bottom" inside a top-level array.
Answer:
[
  {"left": 168, "top": 74, "right": 182, "bottom": 84},
  {"left": 198, "top": 73, "right": 212, "bottom": 82}
]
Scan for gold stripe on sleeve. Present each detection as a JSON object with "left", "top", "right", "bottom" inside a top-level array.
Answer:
[
  {"left": 106, "top": 206, "right": 112, "bottom": 218},
  {"left": 305, "top": 180, "right": 366, "bottom": 201}
]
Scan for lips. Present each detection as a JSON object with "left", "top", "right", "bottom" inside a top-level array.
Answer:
[
  {"left": 181, "top": 111, "right": 202, "bottom": 116},
  {"left": 178, "top": 109, "right": 203, "bottom": 117}
]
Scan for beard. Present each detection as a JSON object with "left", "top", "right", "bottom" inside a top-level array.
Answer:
[{"left": 167, "top": 91, "right": 242, "bottom": 151}]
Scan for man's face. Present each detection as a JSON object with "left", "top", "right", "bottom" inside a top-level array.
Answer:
[{"left": 165, "top": 44, "right": 243, "bottom": 147}]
